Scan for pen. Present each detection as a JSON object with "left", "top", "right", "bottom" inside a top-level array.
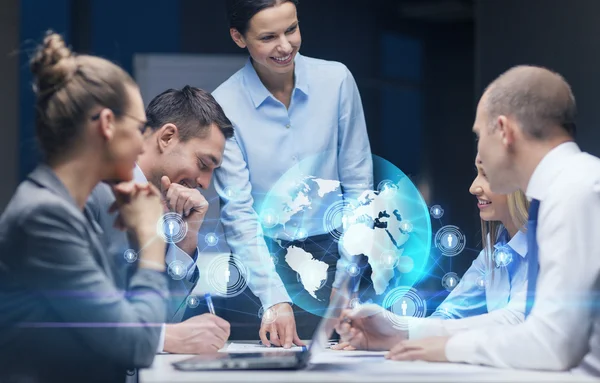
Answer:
[{"left": 204, "top": 293, "right": 216, "bottom": 315}]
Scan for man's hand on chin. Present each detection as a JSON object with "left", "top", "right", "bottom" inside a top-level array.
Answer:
[{"left": 160, "top": 176, "right": 208, "bottom": 256}]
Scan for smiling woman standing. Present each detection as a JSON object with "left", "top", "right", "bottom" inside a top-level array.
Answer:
[{"left": 213, "top": 0, "right": 373, "bottom": 346}]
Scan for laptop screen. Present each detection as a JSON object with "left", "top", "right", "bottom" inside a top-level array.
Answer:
[{"left": 306, "top": 273, "right": 355, "bottom": 358}]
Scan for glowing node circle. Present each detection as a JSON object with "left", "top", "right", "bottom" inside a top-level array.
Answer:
[
  {"left": 494, "top": 248, "right": 513, "bottom": 268},
  {"left": 346, "top": 263, "right": 360, "bottom": 277},
  {"left": 123, "top": 249, "right": 137, "bottom": 264},
  {"left": 323, "top": 200, "right": 357, "bottom": 242},
  {"left": 168, "top": 260, "right": 187, "bottom": 281},
  {"left": 476, "top": 275, "right": 486, "bottom": 290},
  {"left": 223, "top": 187, "right": 240, "bottom": 201},
  {"left": 206, "top": 255, "right": 249, "bottom": 298},
  {"left": 397, "top": 256, "right": 415, "bottom": 274},
  {"left": 383, "top": 287, "right": 427, "bottom": 330},
  {"left": 379, "top": 250, "right": 399, "bottom": 270},
  {"left": 377, "top": 179, "right": 399, "bottom": 198},
  {"left": 270, "top": 255, "right": 279, "bottom": 266},
  {"left": 258, "top": 306, "right": 278, "bottom": 324},
  {"left": 435, "top": 225, "right": 466, "bottom": 257},
  {"left": 442, "top": 272, "right": 460, "bottom": 291},
  {"left": 157, "top": 212, "right": 188, "bottom": 244},
  {"left": 186, "top": 295, "right": 200, "bottom": 309},
  {"left": 430, "top": 205, "right": 445, "bottom": 219},
  {"left": 400, "top": 220, "right": 414, "bottom": 233},
  {"left": 260, "top": 209, "right": 279, "bottom": 229},
  {"left": 294, "top": 227, "right": 308, "bottom": 242},
  {"left": 205, "top": 233, "right": 219, "bottom": 247},
  {"left": 349, "top": 298, "right": 361, "bottom": 309}
]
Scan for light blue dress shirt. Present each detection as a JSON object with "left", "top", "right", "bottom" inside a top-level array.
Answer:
[
  {"left": 213, "top": 53, "right": 373, "bottom": 308},
  {"left": 432, "top": 228, "right": 528, "bottom": 320}
]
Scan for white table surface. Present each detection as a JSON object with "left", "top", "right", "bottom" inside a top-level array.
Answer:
[{"left": 140, "top": 343, "right": 597, "bottom": 383}]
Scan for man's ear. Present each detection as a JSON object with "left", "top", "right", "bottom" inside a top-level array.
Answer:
[
  {"left": 230, "top": 28, "right": 247, "bottom": 49},
  {"left": 156, "top": 123, "right": 179, "bottom": 153},
  {"left": 497, "top": 115, "right": 516, "bottom": 148}
]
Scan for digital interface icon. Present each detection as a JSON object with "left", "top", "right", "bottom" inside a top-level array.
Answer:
[
  {"left": 494, "top": 247, "right": 513, "bottom": 268},
  {"left": 260, "top": 209, "right": 279, "bottom": 229},
  {"left": 124, "top": 249, "right": 137, "bottom": 263},
  {"left": 442, "top": 272, "right": 460, "bottom": 291},
  {"left": 382, "top": 287, "right": 427, "bottom": 330},
  {"left": 186, "top": 295, "right": 200, "bottom": 309},
  {"left": 205, "top": 233, "right": 219, "bottom": 247},
  {"left": 430, "top": 205, "right": 444, "bottom": 219},
  {"left": 323, "top": 200, "right": 357, "bottom": 242},
  {"left": 168, "top": 260, "right": 187, "bottom": 281},
  {"left": 206, "top": 255, "right": 249, "bottom": 298},
  {"left": 157, "top": 212, "right": 188, "bottom": 244},
  {"left": 346, "top": 263, "right": 360, "bottom": 277},
  {"left": 435, "top": 225, "right": 466, "bottom": 257},
  {"left": 258, "top": 306, "right": 278, "bottom": 324}
]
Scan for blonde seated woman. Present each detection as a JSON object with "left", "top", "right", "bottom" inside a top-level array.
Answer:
[{"left": 334, "top": 154, "right": 530, "bottom": 350}]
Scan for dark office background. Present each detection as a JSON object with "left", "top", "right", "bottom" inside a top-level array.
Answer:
[{"left": 1, "top": 0, "right": 599, "bottom": 337}]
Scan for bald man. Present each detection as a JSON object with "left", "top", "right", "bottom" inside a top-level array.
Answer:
[{"left": 340, "top": 66, "right": 600, "bottom": 376}]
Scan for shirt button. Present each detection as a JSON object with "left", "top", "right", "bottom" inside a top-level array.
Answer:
[
  {"left": 285, "top": 124, "right": 291, "bottom": 129},
  {"left": 292, "top": 156, "right": 297, "bottom": 161}
]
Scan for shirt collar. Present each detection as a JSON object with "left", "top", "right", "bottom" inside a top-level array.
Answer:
[
  {"left": 526, "top": 141, "right": 580, "bottom": 201},
  {"left": 494, "top": 227, "right": 527, "bottom": 258},
  {"left": 242, "top": 53, "right": 309, "bottom": 109},
  {"left": 133, "top": 164, "right": 148, "bottom": 183}
]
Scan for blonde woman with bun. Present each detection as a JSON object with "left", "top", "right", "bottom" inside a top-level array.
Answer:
[
  {"left": 0, "top": 32, "right": 168, "bottom": 383},
  {"left": 334, "top": 154, "right": 531, "bottom": 350}
]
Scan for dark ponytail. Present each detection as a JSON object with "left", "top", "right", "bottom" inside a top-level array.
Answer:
[{"left": 226, "top": 0, "right": 299, "bottom": 36}]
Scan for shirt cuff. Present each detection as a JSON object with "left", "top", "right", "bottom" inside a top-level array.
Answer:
[
  {"left": 259, "top": 287, "right": 292, "bottom": 310},
  {"left": 445, "top": 330, "right": 481, "bottom": 363},
  {"left": 332, "top": 254, "right": 359, "bottom": 291},
  {"left": 156, "top": 323, "right": 166, "bottom": 353}
]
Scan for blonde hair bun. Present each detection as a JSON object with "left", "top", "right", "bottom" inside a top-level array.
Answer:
[{"left": 30, "top": 30, "right": 77, "bottom": 96}]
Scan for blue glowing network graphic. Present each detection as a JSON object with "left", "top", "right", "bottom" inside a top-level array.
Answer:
[
  {"left": 168, "top": 260, "right": 187, "bottom": 281},
  {"left": 442, "top": 272, "right": 460, "bottom": 291},
  {"left": 205, "top": 232, "right": 219, "bottom": 247},
  {"left": 494, "top": 246, "right": 513, "bottom": 268},
  {"left": 206, "top": 255, "right": 249, "bottom": 298},
  {"left": 157, "top": 212, "right": 188, "bottom": 244},
  {"left": 123, "top": 249, "right": 137, "bottom": 263},
  {"left": 257, "top": 153, "right": 432, "bottom": 317},
  {"left": 186, "top": 295, "right": 200, "bottom": 309},
  {"left": 383, "top": 286, "right": 427, "bottom": 330},
  {"left": 435, "top": 225, "right": 466, "bottom": 257}
]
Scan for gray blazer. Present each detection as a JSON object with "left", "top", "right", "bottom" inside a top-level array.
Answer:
[
  {"left": 86, "top": 169, "right": 199, "bottom": 324},
  {"left": 0, "top": 165, "right": 169, "bottom": 383}
]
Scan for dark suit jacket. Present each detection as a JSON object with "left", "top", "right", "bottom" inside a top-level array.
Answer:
[
  {"left": 0, "top": 165, "right": 169, "bottom": 383},
  {"left": 86, "top": 170, "right": 199, "bottom": 324}
]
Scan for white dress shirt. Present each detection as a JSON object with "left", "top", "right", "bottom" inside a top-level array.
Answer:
[
  {"left": 445, "top": 142, "right": 600, "bottom": 376},
  {"left": 409, "top": 229, "right": 528, "bottom": 339},
  {"left": 132, "top": 166, "right": 200, "bottom": 353}
]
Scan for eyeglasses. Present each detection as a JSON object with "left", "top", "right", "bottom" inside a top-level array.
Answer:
[{"left": 91, "top": 109, "right": 153, "bottom": 135}]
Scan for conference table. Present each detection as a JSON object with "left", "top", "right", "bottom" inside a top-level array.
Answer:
[{"left": 140, "top": 342, "right": 597, "bottom": 383}]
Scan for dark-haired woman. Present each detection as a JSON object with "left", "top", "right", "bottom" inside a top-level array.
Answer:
[
  {"left": 0, "top": 32, "right": 168, "bottom": 383},
  {"left": 213, "top": 0, "right": 373, "bottom": 346}
]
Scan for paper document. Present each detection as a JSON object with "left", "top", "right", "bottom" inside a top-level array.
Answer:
[{"left": 225, "top": 342, "right": 305, "bottom": 353}]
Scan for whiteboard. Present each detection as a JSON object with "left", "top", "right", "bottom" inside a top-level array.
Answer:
[
  {"left": 133, "top": 54, "right": 249, "bottom": 254},
  {"left": 133, "top": 53, "right": 248, "bottom": 106}
]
